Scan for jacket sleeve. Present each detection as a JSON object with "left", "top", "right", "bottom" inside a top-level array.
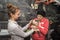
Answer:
[
  {"left": 12, "top": 25, "right": 34, "bottom": 38},
  {"left": 22, "top": 23, "right": 30, "bottom": 31},
  {"left": 38, "top": 19, "right": 49, "bottom": 35}
]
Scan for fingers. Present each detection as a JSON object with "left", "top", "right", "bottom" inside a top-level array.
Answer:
[
  {"left": 29, "top": 20, "right": 33, "bottom": 24},
  {"left": 31, "top": 25, "right": 36, "bottom": 29}
]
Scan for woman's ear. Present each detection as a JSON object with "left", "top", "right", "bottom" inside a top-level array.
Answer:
[{"left": 10, "top": 13, "right": 14, "bottom": 17}]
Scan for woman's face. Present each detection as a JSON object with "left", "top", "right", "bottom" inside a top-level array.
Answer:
[
  {"left": 11, "top": 10, "right": 21, "bottom": 20},
  {"left": 37, "top": 15, "right": 43, "bottom": 20}
]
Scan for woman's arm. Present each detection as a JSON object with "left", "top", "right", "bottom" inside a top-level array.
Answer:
[
  {"left": 22, "top": 20, "right": 32, "bottom": 31},
  {"left": 22, "top": 23, "right": 31, "bottom": 31},
  {"left": 12, "top": 25, "right": 34, "bottom": 38},
  {"left": 38, "top": 19, "right": 49, "bottom": 35}
]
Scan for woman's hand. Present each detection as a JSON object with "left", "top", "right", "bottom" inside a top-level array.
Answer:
[
  {"left": 31, "top": 25, "right": 39, "bottom": 31},
  {"left": 29, "top": 20, "right": 33, "bottom": 25},
  {"left": 31, "top": 25, "right": 37, "bottom": 29}
]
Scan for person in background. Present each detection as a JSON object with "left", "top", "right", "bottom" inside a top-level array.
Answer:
[
  {"left": 44, "top": 0, "right": 56, "bottom": 5},
  {"left": 31, "top": 11, "right": 49, "bottom": 40},
  {"left": 7, "top": 3, "right": 35, "bottom": 40},
  {"left": 38, "top": 0, "right": 58, "bottom": 15}
]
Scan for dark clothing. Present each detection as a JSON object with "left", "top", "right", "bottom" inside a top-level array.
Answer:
[
  {"left": 51, "top": 22, "right": 60, "bottom": 40},
  {"left": 38, "top": 2, "right": 58, "bottom": 17}
]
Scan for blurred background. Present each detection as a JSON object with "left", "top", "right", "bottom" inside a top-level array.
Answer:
[{"left": 0, "top": 0, "right": 60, "bottom": 40}]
